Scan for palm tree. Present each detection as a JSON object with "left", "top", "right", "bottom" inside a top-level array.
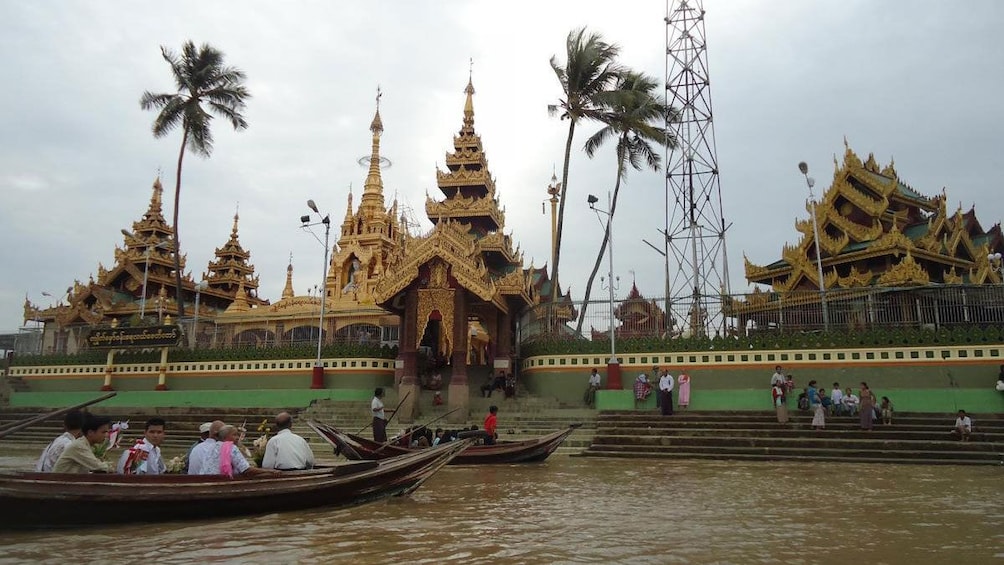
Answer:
[
  {"left": 574, "top": 71, "right": 675, "bottom": 336},
  {"left": 141, "top": 41, "right": 250, "bottom": 318},
  {"left": 548, "top": 28, "right": 623, "bottom": 304}
]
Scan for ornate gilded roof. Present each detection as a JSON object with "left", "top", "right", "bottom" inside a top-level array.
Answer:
[{"left": 744, "top": 141, "right": 1004, "bottom": 292}]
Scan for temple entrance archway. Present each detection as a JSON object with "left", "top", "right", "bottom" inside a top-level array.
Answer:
[{"left": 233, "top": 328, "right": 275, "bottom": 347}]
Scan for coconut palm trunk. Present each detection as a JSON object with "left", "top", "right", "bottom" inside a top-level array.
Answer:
[
  {"left": 575, "top": 151, "right": 625, "bottom": 336},
  {"left": 171, "top": 125, "right": 189, "bottom": 318}
]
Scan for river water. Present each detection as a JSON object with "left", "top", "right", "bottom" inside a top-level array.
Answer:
[{"left": 0, "top": 451, "right": 1001, "bottom": 564}]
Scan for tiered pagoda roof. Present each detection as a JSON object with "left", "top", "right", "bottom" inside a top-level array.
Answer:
[
  {"left": 375, "top": 77, "right": 533, "bottom": 314},
  {"left": 203, "top": 211, "right": 267, "bottom": 307},
  {"left": 24, "top": 177, "right": 265, "bottom": 327},
  {"left": 590, "top": 282, "right": 666, "bottom": 341},
  {"left": 743, "top": 141, "right": 1004, "bottom": 297}
]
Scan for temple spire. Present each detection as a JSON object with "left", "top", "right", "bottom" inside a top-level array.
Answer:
[
  {"left": 360, "top": 87, "right": 386, "bottom": 216},
  {"left": 282, "top": 255, "right": 295, "bottom": 299},
  {"left": 462, "top": 66, "right": 476, "bottom": 134}
]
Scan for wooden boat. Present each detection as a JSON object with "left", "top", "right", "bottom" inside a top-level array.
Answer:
[
  {"left": 309, "top": 420, "right": 580, "bottom": 465},
  {"left": 0, "top": 438, "right": 472, "bottom": 529}
]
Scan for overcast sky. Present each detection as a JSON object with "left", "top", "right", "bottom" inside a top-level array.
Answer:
[{"left": 2, "top": 0, "right": 1002, "bottom": 331}]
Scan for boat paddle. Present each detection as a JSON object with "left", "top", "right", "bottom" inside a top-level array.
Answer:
[
  {"left": 356, "top": 390, "right": 411, "bottom": 434},
  {"left": 372, "top": 407, "right": 462, "bottom": 455},
  {"left": 0, "top": 392, "right": 117, "bottom": 440}
]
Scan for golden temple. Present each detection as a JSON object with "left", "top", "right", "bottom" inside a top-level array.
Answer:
[
  {"left": 22, "top": 77, "right": 579, "bottom": 417},
  {"left": 735, "top": 140, "right": 1004, "bottom": 328}
]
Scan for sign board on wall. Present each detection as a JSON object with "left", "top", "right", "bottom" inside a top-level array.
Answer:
[{"left": 86, "top": 325, "right": 182, "bottom": 350}]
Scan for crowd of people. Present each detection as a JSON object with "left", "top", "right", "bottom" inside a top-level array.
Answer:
[
  {"left": 771, "top": 367, "right": 888, "bottom": 431},
  {"left": 34, "top": 410, "right": 317, "bottom": 476},
  {"left": 588, "top": 366, "right": 691, "bottom": 414}
]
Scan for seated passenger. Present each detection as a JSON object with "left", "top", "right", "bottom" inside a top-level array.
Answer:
[
  {"left": 261, "top": 412, "right": 315, "bottom": 471},
  {"left": 52, "top": 414, "right": 112, "bottom": 474},
  {"left": 116, "top": 418, "right": 167, "bottom": 475},
  {"left": 199, "top": 425, "right": 276, "bottom": 477},
  {"left": 36, "top": 409, "right": 84, "bottom": 472}
]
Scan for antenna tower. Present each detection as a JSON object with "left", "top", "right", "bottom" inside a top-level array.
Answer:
[{"left": 664, "top": 0, "right": 731, "bottom": 337}]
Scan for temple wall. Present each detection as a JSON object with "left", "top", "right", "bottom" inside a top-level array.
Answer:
[
  {"left": 521, "top": 344, "right": 1004, "bottom": 414},
  {"left": 10, "top": 357, "right": 395, "bottom": 392}
]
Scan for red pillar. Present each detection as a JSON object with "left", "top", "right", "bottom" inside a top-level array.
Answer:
[{"left": 606, "top": 360, "right": 622, "bottom": 390}]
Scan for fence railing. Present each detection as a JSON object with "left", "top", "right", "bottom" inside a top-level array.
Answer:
[{"left": 518, "top": 285, "right": 1004, "bottom": 344}]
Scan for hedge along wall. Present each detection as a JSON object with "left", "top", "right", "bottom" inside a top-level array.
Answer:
[
  {"left": 10, "top": 357, "right": 396, "bottom": 392},
  {"left": 521, "top": 344, "right": 1004, "bottom": 414},
  {"left": 8, "top": 389, "right": 375, "bottom": 409}
]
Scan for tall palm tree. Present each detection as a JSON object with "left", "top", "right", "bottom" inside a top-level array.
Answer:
[
  {"left": 141, "top": 41, "right": 250, "bottom": 318},
  {"left": 548, "top": 28, "right": 623, "bottom": 304},
  {"left": 574, "top": 71, "right": 675, "bottom": 336}
]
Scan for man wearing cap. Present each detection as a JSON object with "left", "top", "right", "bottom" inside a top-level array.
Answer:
[
  {"left": 187, "top": 420, "right": 224, "bottom": 475},
  {"left": 182, "top": 422, "right": 213, "bottom": 473},
  {"left": 262, "top": 412, "right": 315, "bottom": 471}
]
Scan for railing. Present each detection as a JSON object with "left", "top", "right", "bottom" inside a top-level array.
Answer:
[{"left": 519, "top": 285, "right": 1004, "bottom": 344}]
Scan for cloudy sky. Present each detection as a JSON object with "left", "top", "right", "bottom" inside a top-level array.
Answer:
[{"left": 2, "top": 0, "right": 1002, "bottom": 331}]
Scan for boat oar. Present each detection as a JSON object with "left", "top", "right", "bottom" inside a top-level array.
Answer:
[
  {"left": 372, "top": 407, "right": 461, "bottom": 456},
  {"left": 0, "top": 392, "right": 117, "bottom": 440},
  {"left": 356, "top": 390, "right": 411, "bottom": 434}
]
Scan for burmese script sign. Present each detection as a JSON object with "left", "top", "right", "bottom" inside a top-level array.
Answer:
[{"left": 86, "top": 326, "right": 182, "bottom": 349}]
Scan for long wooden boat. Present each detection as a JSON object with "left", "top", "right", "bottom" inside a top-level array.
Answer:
[
  {"left": 0, "top": 438, "right": 472, "bottom": 529},
  {"left": 309, "top": 420, "right": 580, "bottom": 465}
]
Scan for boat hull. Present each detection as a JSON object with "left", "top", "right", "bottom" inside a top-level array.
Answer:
[
  {"left": 0, "top": 439, "right": 470, "bottom": 529},
  {"left": 310, "top": 421, "right": 579, "bottom": 465}
]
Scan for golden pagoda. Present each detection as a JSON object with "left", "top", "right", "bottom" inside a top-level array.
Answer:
[
  {"left": 24, "top": 178, "right": 266, "bottom": 353},
  {"left": 735, "top": 140, "right": 1004, "bottom": 329},
  {"left": 211, "top": 93, "right": 402, "bottom": 347},
  {"left": 372, "top": 76, "right": 533, "bottom": 417}
]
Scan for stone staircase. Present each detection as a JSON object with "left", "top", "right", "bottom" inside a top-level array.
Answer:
[{"left": 580, "top": 411, "right": 1004, "bottom": 465}]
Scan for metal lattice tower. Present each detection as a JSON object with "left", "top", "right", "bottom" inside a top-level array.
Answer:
[{"left": 664, "top": 0, "right": 731, "bottom": 338}]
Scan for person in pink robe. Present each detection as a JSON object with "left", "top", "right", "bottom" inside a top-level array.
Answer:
[{"left": 677, "top": 372, "right": 691, "bottom": 409}]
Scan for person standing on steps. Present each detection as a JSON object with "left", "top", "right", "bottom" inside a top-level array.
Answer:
[
  {"left": 772, "top": 381, "right": 788, "bottom": 424},
  {"left": 859, "top": 382, "right": 876, "bottom": 431},
  {"left": 372, "top": 387, "right": 395, "bottom": 443},
  {"left": 659, "top": 369, "right": 675, "bottom": 416},
  {"left": 677, "top": 370, "right": 691, "bottom": 410},
  {"left": 585, "top": 368, "right": 602, "bottom": 407},
  {"left": 770, "top": 365, "right": 785, "bottom": 389}
]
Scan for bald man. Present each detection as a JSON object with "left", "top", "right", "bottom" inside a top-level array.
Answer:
[
  {"left": 261, "top": 412, "right": 315, "bottom": 471},
  {"left": 187, "top": 420, "right": 224, "bottom": 475}
]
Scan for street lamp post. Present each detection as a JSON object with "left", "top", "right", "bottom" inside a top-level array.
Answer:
[
  {"left": 589, "top": 192, "right": 621, "bottom": 391},
  {"left": 301, "top": 199, "right": 331, "bottom": 390},
  {"left": 121, "top": 230, "right": 171, "bottom": 322},
  {"left": 192, "top": 280, "right": 209, "bottom": 348},
  {"left": 798, "top": 162, "right": 830, "bottom": 331}
]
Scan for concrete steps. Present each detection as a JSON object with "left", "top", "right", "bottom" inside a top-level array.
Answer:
[{"left": 581, "top": 411, "right": 1004, "bottom": 465}]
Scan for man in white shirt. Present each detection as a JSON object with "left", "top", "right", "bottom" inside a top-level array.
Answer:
[
  {"left": 116, "top": 417, "right": 167, "bottom": 474},
  {"left": 372, "top": 387, "right": 395, "bottom": 443},
  {"left": 953, "top": 410, "right": 972, "bottom": 441},
  {"left": 262, "top": 412, "right": 315, "bottom": 471},
  {"left": 585, "top": 369, "right": 602, "bottom": 407},
  {"left": 841, "top": 388, "right": 859, "bottom": 416},
  {"left": 187, "top": 420, "right": 224, "bottom": 475},
  {"left": 35, "top": 409, "right": 84, "bottom": 472},
  {"left": 770, "top": 366, "right": 785, "bottom": 389},
  {"left": 659, "top": 370, "right": 675, "bottom": 416},
  {"left": 830, "top": 383, "right": 844, "bottom": 415}
]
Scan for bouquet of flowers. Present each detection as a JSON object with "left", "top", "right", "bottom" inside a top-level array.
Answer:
[
  {"left": 250, "top": 419, "right": 270, "bottom": 467},
  {"left": 165, "top": 455, "right": 186, "bottom": 474}
]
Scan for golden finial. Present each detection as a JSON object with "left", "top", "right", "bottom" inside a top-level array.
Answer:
[
  {"left": 231, "top": 203, "right": 240, "bottom": 236},
  {"left": 370, "top": 87, "right": 384, "bottom": 135}
]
